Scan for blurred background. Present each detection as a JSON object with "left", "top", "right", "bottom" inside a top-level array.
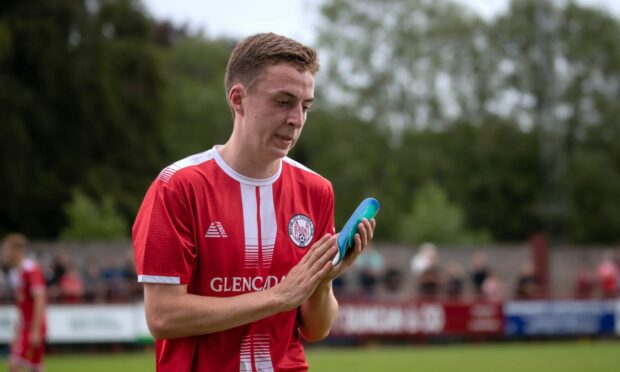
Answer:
[{"left": 1, "top": 0, "right": 619, "bottom": 371}]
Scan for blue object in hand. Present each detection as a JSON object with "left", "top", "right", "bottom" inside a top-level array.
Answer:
[{"left": 332, "top": 198, "right": 380, "bottom": 265}]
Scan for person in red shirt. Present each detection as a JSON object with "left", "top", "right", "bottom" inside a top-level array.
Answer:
[
  {"left": 597, "top": 252, "right": 618, "bottom": 298},
  {"left": 133, "top": 33, "right": 376, "bottom": 371},
  {"left": 2, "top": 233, "right": 46, "bottom": 372}
]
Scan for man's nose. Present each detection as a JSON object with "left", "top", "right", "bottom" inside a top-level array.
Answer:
[{"left": 287, "top": 104, "right": 305, "bottom": 128}]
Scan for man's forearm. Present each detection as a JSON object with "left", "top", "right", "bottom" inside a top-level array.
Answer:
[
  {"left": 145, "top": 285, "right": 288, "bottom": 339},
  {"left": 30, "top": 294, "right": 45, "bottom": 332},
  {"left": 298, "top": 281, "right": 338, "bottom": 342}
]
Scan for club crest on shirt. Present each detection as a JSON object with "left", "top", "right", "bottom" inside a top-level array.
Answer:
[{"left": 288, "top": 214, "right": 314, "bottom": 248}]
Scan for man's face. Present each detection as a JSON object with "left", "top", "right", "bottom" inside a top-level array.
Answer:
[
  {"left": 239, "top": 63, "right": 315, "bottom": 161},
  {"left": 2, "top": 243, "right": 18, "bottom": 267}
]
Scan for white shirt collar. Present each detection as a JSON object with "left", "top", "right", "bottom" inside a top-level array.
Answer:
[{"left": 211, "top": 146, "right": 282, "bottom": 186}]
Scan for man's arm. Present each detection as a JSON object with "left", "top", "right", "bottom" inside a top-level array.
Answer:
[
  {"left": 29, "top": 291, "right": 45, "bottom": 347},
  {"left": 298, "top": 218, "right": 375, "bottom": 342},
  {"left": 144, "top": 235, "right": 338, "bottom": 339}
]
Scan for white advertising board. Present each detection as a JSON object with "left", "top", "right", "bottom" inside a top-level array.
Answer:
[{"left": 0, "top": 303, "right": 152, "bottom": 344}]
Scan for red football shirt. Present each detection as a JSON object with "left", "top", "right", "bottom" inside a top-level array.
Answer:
[
  {"left": 133, "top": 146, "right": 335, "bottom": 372},
  {"left": 9, "top": 259, "right": 46, "bottom": 327}
]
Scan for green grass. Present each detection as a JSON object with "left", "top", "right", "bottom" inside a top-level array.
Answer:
[{"left": 2, "top": 341, "right": 619, "bottom": 371}]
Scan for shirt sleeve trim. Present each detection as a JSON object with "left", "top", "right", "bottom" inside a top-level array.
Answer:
[{"left": 137, "top": 274, "right": 181, "bottom": 284}]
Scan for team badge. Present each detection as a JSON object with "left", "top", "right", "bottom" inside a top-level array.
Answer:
[{"left": 288, "top": 214, "right": 314, "bottom": 248}]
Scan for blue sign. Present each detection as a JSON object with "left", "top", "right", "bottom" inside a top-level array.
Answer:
[{"left": 505, "top": 300, "right": 616, "bottom": 336}]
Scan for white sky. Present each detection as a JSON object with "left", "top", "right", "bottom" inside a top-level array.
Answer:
[{"left": 144, "top": 0, "right": 620, "bottom": 45}]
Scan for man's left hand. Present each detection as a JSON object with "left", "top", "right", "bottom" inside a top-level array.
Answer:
[{"left": 320, "top": 218, "right": 376, "bottom": 286}]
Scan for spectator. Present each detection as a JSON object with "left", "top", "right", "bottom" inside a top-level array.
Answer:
[
  {"left": 101, "top": 257, "right": 128, "bottom": 300},
  {"left": 445, "top": 262, "right": 465, "bottom": 300},
  {"left": 573, "top": 264, "right": 595, "bottom": 298},
  {"left": 122, "top": 251, "right": 142, "bottom": 299},
  {"left": 614, "top": 247, "right": 620, "bottom": 296},
  {"left": 482, "top": 269, "right": 505, "bottom": 301},
  {"left": 0, "top": 265, "right": 11, "bottom": 301},
  {"left": 331, "top": 275, "right": 347, "bottom": 296},
  {"left": 596, "top": 251, "right": 618, "bottom": 298},
  {"left": 46, "top": 249, "right": 72, "bottom": 301},
  {"left": 82, "top": 259, "right": 106, "bottom": 302},
  {"left": 470, "top": 251, "right": 489, "bottom": 298},
  {"left": 410, "top": 242, "right": 437, "bottom": 275},
  {"left": 355, "top": 244, "right": 385, "bottom": 296},
  {"left": 515, "top": 261, "right": 540, "bottom": 299},
  {"left": 48, "top": 249, "right": 71, "bottom": 286},
  {"left": 59, "top": 265, "right": 85, "bottom": 303},
  {"left": 383, "top": 265, "right": 403, "bottom": 295},
  {"left": 417, "top": 247, "right": 442, "bottom": 300}
]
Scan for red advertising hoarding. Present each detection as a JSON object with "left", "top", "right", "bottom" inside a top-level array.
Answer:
[{"left": 330, "top": 301, "right": 504, "bottom": 337}]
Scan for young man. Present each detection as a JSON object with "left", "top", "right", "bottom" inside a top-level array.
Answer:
[
  {"left": 2, "top": 233, "right": 46, "bottom": 372},
  {"left": 133, "top": 33, "right": 376, "bottom": 371}
]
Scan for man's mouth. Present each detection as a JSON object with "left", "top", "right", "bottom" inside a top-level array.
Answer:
[{"left": 275, "top": 134, "right": 294, "bottom": 143}]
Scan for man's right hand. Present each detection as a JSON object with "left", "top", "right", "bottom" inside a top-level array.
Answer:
[{"left": 271, "top": 234, "right": 338, "bottom": 312}]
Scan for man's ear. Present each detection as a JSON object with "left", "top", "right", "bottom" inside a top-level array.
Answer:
[{"left": 228, "top": 84, "right": 245, "bottom": 117}]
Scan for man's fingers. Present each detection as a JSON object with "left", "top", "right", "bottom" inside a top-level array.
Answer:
[
  {"left": 359, "top": 220, "right": 369, "bottom": 247},
  {"left": 341, "top": 234, "right": 362, "bottom": 267},
  {"left": 304, "top": 235, "right": 337, "bottom": 267},
  {"left": 365, "top": 218, "right": 374, "bottom": 240},
  {"left": 299, "top": 234, "right": 331, "bottom": 265},
  {"left": 308, "top": 244, "right": 338, "bottom": 274},
  {"left": 309, "top": 259, "right": 335, "bottom": 286}
]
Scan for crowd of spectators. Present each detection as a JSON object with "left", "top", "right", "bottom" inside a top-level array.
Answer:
[
  {"left": 0, "top": 244, "right": 618, "bottom": 304},
  {"left": 0, "top": 248, "right": 142, "bottom": 304},
  {"left": 334, "top": 243, "right": 620, "bottom": 302}
]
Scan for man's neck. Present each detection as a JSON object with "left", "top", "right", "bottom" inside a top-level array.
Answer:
[{"left": 218, "top": 138, "right": 280, "bottom": 180}]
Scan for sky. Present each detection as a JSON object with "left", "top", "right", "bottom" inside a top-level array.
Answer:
[{"left": 144, "top": 0, "right": 620, "bottom": 44}]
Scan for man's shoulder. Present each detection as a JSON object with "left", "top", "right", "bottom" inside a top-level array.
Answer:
[
  {"left": 22, "top": 258, "right": 39, "bottom": 271},
  {"left": 282, "top": 157, "right": 332, "bottom": 192},
  {"left": 22, "top": 258, "right": 40, "bottom": 273},
  {"left": 157, "top": 149, "right": 217, "bottom": 185}
]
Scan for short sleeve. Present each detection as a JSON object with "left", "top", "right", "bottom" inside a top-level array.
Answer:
[
  {"left": 27, "top": 267, "right": 46, "bottom": 296},
  {"left": 316, "top": 182, "right": 336, "bottom": 238},
  {"left": 132, "top": 177, "right": 197, "bottom": 285}
]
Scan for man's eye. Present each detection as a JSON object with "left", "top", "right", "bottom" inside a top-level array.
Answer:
[
  {"left": 303, "top": 106, "right": 312, "bottom": 113},
  {"left": 277, "top": 100, "right": 290, "bottom": 107}
]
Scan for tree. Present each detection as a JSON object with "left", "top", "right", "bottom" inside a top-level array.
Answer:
[
  {"left": 159, "top": 35, "right": 234, "bottom": 159},
  {"left": 0, "top": 0, "right": 166, "bottom": 238},
  {"left": 60, "top": 189, "right": 127, "bottom": 241},
  {"left": 399, "top": 181, "right": 488, "bottom": 245},
  {"left": 317, "top": 0, "right": 620, "bottom": 243},
  {"left": 318, "top": 0, "right": 489, "bottom": 131}
]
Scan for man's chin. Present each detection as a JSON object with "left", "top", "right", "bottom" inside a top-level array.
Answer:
[{"left": 269, "top": 145, "right": 292, "bottom": 160}]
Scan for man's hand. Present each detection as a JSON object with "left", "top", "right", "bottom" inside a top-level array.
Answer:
[
  {"left": 272, "top": 234, "right": 338, "bottom": 311},
  {"left": 321, "top": 218, "right": 376, "bottom": 285},
  {"left": 297, "top": 218, "right": 377, "bottom": 342},
  {"left": 28, "top": 328, "right": 42, "bottom": 348}
]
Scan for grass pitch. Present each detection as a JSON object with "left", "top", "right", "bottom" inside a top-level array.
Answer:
[{"left": 2, "top": 340, "right": 618, "bottom": 371}]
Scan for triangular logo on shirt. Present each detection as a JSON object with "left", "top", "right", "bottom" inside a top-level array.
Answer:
[{"left": 205, "top": 222, "right": 228, "bottom": 238}]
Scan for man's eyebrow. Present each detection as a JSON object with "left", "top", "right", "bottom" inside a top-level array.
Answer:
[{"left": 274, "top": 91, "right": 314, "bottom": 103}]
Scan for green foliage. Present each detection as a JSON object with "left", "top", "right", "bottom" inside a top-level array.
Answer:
[
  {"left": 60, "top": 189, "right": 127, "bottom": 241},
  {"left": 2, "top": 0, "right": 620, "bottom": 245},
  {"left": 0, "top": 0, "right": 166, "bottom": 238},
  {"left": 399, "top": 181, "right": 489, "bottom": 245},
  {"left": 568, "top": 150, "right": 620, "bottom": 243},
  {"left": 318, "top": 0, "right": 620, "bottom": 243},
  {"left": 160, "top": 36, "right": 233, "bottom": 159}
]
